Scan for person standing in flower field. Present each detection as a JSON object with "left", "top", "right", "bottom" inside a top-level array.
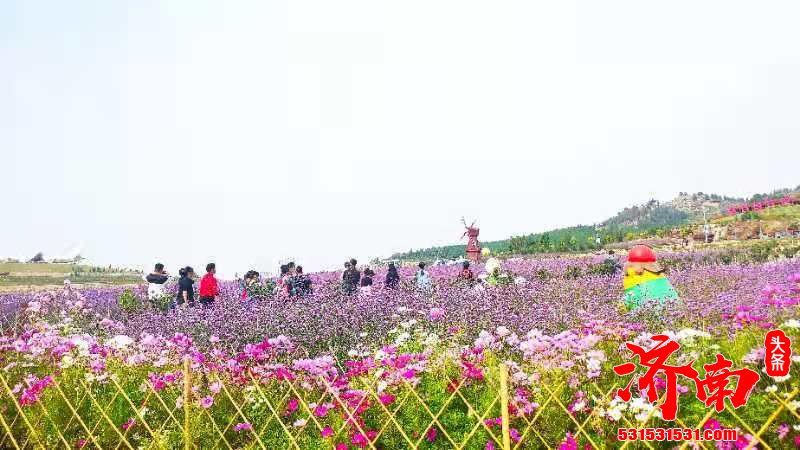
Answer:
[
  {"left": 622, "top": 245, "right": 679, "bottom": 310},
  {"left": 342, "top": 259, "right": 361, "bottom": 294},
  {"left": 385, "top": 262, "right": 400, "bottom": 289},
  {"left": 293, "top": 266, "right": 313, "bottom": 297},
  {"left": 456, "top": 261, "right": 475, "bottom": 286},
  {"left": 175, "top": 266, "right": 195, "bottom": 308},
  {"left": 199, "top": 262, "right": 219, "bottom": 307},
  {"left": 144, "top": 263, "right": 169, "bottom": 304},
  {"left": 415, "top": 262, "right": 432, "bottom": 291}
]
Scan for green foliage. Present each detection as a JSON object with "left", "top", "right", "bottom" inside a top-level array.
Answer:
[{"left": 117, "top": 289, "right": 142, "bottom": 313}]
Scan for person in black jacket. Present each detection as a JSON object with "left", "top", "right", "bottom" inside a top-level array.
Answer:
[
  {"left": 175, "top": 266, "right": 195, "bottom": 308},
  {"left": 385, "top": 262, "right": 400, "bottom": 289},
  {"left": 361, "top": 268, "right": 375, "bottom": 287}
]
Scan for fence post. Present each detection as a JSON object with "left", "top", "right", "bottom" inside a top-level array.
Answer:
[
  {"left": 499, "top": 363, "right": 511, "bottom": 450},
  {"left": 183, "top": 356, "right": 192, "bottom": 450}
]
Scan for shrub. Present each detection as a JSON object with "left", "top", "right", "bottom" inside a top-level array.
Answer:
[{"left": 117, "top": 289, "right": 142, "bottom": 313}]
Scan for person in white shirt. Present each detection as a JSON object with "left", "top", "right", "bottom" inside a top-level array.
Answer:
[{"left": 144, "top": 263, "right": 169, "bottom": 302}]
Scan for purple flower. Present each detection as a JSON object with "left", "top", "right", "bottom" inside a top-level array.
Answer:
[{"left": 234, "top": 422, "right": 252, "bottom": 432}]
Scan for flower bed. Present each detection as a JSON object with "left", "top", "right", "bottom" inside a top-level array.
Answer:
[{"left": 1, "top": 254, "right": 799, "bottom": 448}]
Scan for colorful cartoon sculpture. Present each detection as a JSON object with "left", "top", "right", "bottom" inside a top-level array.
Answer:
[{"left": 622, "top": 245, "right": 679, "bottom": 310}]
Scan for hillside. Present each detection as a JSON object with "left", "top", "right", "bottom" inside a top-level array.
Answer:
[
  {"left": 0, "top": 262, "right": 143, "bottom": 290},
  {"left": 389, "top": 185, "right": 800, "bottom": 261}
]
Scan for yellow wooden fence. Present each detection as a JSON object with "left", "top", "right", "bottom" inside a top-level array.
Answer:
[{"left": 0, "top": 357, "right": 797, "bottom": 449}]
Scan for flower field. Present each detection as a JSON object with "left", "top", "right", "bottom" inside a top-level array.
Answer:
[{"left": 1, "top": 250, "right": 799, "bottom": 449}]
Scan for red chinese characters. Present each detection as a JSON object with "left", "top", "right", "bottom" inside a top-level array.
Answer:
[
  {"left": 613, "top": 335, "right": 760, "bottom": 421},
  {"left": 764, "top": 330, "right": 792, "bottom": 377}
]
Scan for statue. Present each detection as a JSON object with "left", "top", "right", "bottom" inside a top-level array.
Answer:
[{"left": 461, "top": 218, "right": 482, "bottom": 262}]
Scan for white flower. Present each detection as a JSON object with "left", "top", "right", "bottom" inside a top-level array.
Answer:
[
  {"left": 424, "top": 334, "right": 439, "bottom": 346},
  {"left": 377, "top": 381, "right": 388, "bottom": 393},
  {"left": 60, "top": 355, "right": 74, "bottom": 368},
  {"left": 107, "top": 335, "right": 134, "bottom": 350},
  {"left": 780, "top": 319, "right": 800, "bottom": 329},
  {"left": 293, "top": 419, "right": 307, "bottom": 427},
  {"left": 394, "top": 333, "right": 411, "bottom": 345},
  {"left": 496, "top": 326, "right": 511, "bottom": 337},
  {"left": 400, "top": 319, "right": 417, "bottom": 329},
  {"left": 347, "top": 349, "right": 359, "bottom": 357},
  {"left": 607, "top": 408, "right": 623, "bottom": 421},
  {"left": 359, "top": 332, "right": 368, "bottom": 338},
  {"left": 676, "top": 328, "right": 711, "bottom": 341},
  {"left": 765, "top": 385, "right": 778, "bottom": 393},
  {"left": 787, "top": 400, "right": 800, "bottom": 412}
]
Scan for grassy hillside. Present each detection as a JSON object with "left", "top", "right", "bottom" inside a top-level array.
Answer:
[{"left": 391, "top": 186, "right": 800, "bottom": 261}]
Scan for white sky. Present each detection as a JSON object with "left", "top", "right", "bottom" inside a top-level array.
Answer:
[{"left": 2, "top": 1, "right": 800, "bottom": 276}]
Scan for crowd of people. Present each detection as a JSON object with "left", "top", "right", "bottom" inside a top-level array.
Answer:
[{"left": 143, "top": 244, "right": 679, "bottom": 312}]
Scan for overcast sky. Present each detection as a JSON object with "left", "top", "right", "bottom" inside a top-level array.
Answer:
[{"left": 2, "top": 1, "right": 799, "bottom": 276}]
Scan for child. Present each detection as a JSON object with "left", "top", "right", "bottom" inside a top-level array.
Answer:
[
  {"left": 199, "top": 263, "right": 219, "bottom": 307},
  {"left": 622, "top": 245, "right": 679, "bottom": 310}
]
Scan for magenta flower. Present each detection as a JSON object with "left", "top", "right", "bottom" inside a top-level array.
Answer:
[
  {"left": 121, "top": 418, "right": 135, "bottom": 431},
  {"left": 286, "top": 398, "right": 299, "bottom": 415},
  {"left": 378, "top": 393, "right": 396, "bottom": 406},
  {"left": 559, "top": 432, "right": 578, "bottom": 450},
  {"left": 313, "top": 404, "right": 329, "bottom": 417},
  {"left": 321, "top": 427, "right": 334, "bottom": 438},
  {"left": 426, "top": 427, "right": 437, "bottom": 442}
]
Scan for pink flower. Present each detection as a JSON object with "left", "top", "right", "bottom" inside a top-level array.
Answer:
[
  {"left": 335, "top": 443, "right": 348, "bottom": 450},
  {"left": 321, "top": 427, "right": 334, "bottom": 438},
  {"left": 234, "top": 422, "right": 252, "bottom": 432},
  {"left": 486, "top": 441, "right": 495, "bottom": 450},
  {"left": 121, "top": 418, "right": 135, "bottom": 431},
  {"left": 777, "top": 423, "right": 789, "bottom": 440},
  {"left": 200, "top": 396, "right": 214, "bottom": 409},
  {"left": 314, "top": 404, "right": 329, "bottom": 417},
  {"left": 75, "top": 439, "right": 87, "bottom": 449},
  {"left": 209, "top": 381, "right": 222, "bottom": 394},
  {"left": 429, "top": 307, "right": 445, "bottom": 321},
  {"left": 286, "top": 398, "right": 299, "bottom": 415}
]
